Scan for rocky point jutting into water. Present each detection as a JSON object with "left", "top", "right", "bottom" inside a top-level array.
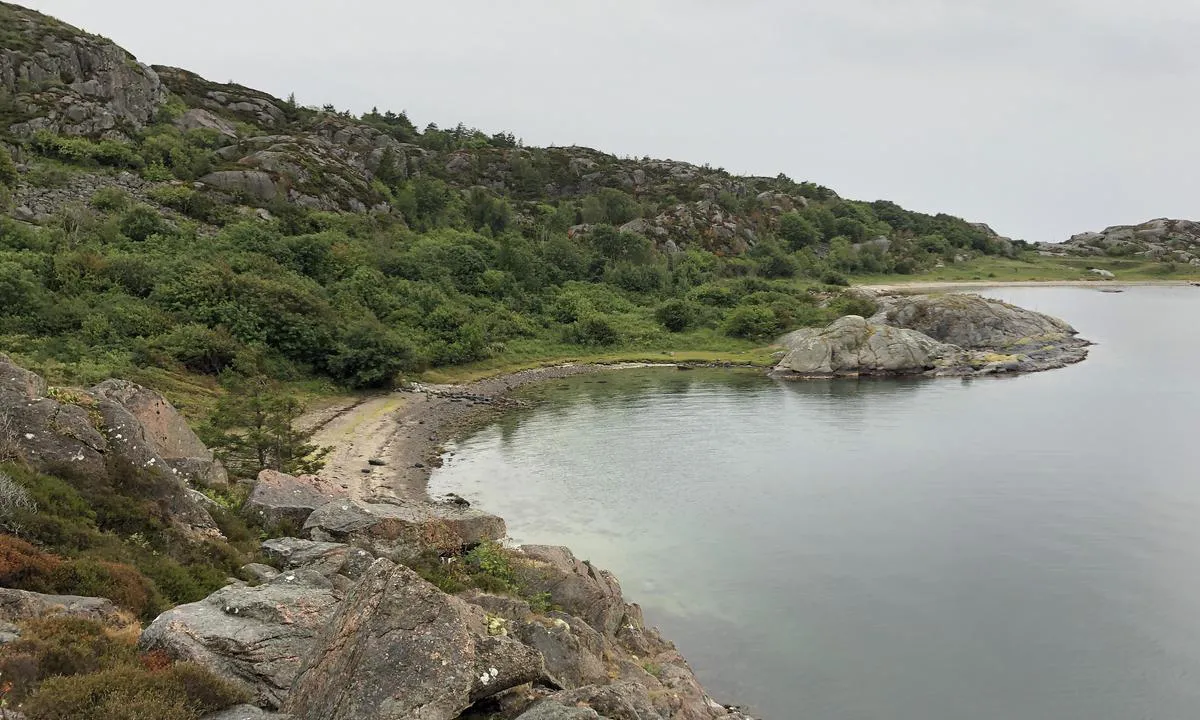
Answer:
[{"left": 772, "top": 292, "right": 1091, "bottom": 378}]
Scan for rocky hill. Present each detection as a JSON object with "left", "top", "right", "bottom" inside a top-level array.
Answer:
[
  {"left": 0, "top": 1, "right": 1017, "bottom": 263},
  {"left": 1036, "top": 218, "right": 1200, "bottom": 267}
]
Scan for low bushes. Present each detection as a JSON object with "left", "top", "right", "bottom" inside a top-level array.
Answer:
[{"left": 0, "top": 616, "right": 248, "bottom": 720}]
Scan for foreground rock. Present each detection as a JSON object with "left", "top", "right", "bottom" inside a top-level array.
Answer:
[
  {"left": 303, "top": 498, "right": 506, "bottom": 561},
  {"left": 286, "top": 559, "right": 544, "bottom": 720},
  {"left": 774, "top": 293, "right": 1090, "bottom": 378},
  {"left": 140, "top": 569, "right": 341, "bottom": 709},
  {"left": 246, "top": 470, "right": 348, "bottom": 528}
]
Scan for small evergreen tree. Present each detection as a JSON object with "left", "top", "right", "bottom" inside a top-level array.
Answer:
[{"left": 202, "top": 375, "right": 328, "bottom": 478}]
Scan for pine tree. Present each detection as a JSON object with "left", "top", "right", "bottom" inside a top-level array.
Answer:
[{"left": 202, "top": 375, "right": 329, "bottom": 478}]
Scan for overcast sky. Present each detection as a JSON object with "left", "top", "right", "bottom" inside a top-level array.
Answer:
[{"left": 20, "top": 0, "right": 1200, "bottom": 243}]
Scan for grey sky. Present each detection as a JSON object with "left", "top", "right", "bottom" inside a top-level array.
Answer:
[{"left": 20, "top": 0, "right": 1200, "bottom": 243}]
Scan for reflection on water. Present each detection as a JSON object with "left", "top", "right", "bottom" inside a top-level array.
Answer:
[{"left": 431, "top": 287, "right": 1200, "bottom": 720}]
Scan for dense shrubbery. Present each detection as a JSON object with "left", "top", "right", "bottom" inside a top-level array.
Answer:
[{"left": 0, "top": 615, "right": 248, "bottom": 719}]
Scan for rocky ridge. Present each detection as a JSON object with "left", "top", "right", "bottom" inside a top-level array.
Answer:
[
  {"left": 1035, "top": 218, "right": 1200, "bottom": 266},
  {"left": 773, "top": 292, "right": 1091, "bottom": 378},
  {"left": 0, "top": 2, "right": 1015, "bottom": 261}
]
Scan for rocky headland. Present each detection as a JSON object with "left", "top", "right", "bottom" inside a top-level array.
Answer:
[{"left": 772, "top": 291, "right": 1090, "bottom": 378}]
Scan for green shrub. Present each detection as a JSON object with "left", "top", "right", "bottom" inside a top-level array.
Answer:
[
  {"left": 724, "top": 305, "right": 781, "bottom": 340},
  {"left": 820, "top": 270, "right": 850, "bottom": 287},
  {"left": 830, "top": 293, "right": 879, "bottom": 318},
  {"left": 0, "top": 148, "right": 17, "bottom": 187},
  {"left": 147, "top": 186, "right": 223, "bottom": 223},
  {"left": 30, "top": 131, "right": 142, "bottom": 169},
  {"left": 119, "top": 205, "right": 167, "bottom": 241},
  {"left": 327, "top": 319, "right": 419, "bottom": 388},
  {"left": 51, "top": 558, "right": 162, "bottom": 619},
  {"left": 91, "top": 187, "right": 131, "bottom": 213},
  {"left": 22, "top": 661, "right": 248, "bottom": 720},
  {"left": 564, "top": 314, "right": 620, "bottom": 346},
  {"left": 655, "top": 298, "right": 700, "bottom": 332}
]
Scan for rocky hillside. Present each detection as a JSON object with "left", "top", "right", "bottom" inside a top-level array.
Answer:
[
  {"left": 0, "top": 1, "right": 1017, "bottom": 263},
  {"left": 1036, "top": 218, "right": 1200, "bottom": 267}
]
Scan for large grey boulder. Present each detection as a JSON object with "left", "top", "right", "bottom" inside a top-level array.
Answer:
[
  {"left": 871, "top": 293, "right": 1080, "bottom": 351},
  {"left": 286, "top": 559, "right": 544, "bottom": 720},
  {"left": 246, "top": 470, "right": 348, "bottom": 528},
  {"left": 175, "top": 108, "right": 239, "bottom": 139},
  {"left": 199, "top": 170, "right": 281, "bottom": 202},
  {"left": 140, "top": 570, "right": 340, "bottom": 710},
  {"left": 202, "top": 707, "right": 292, "bottom": 720},
  {"left": 515, "top": 703, "right": 604, "bottom": 720},
  {"left": 260, "top": 537, "right": 375, "bottom": 581},
  {"left": 0, "top": 588, "right": 126, "bottom": 637},
  {"left": 303, "top": 498, "right": 506, "bottom": 561},
  {"left": 774, "top": 315, "right": 959, "bottom": 377}
]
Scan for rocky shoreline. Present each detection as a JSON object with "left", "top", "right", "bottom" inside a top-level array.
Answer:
[{"left": 0, "top": 291, "right": 1094, "bottom": 720}]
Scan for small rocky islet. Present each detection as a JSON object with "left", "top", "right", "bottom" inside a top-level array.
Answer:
[{"left": 772, "top": 291, "right": 1090, "bottom": 378}]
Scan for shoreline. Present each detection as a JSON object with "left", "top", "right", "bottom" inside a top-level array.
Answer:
[
  {"left": 857, "top": 279, "right": 1200, "bottom": 292},
  {"left": 312, "top": 361, "right": 749, "bottom": 502}
]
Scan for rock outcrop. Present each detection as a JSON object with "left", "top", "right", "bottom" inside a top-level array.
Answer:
[
  {"left": 140, "top": 569, "right": 342, "bottom": 710},
  {"left": 246, "top": 470, "right": 348, "bottom": 528},
  {"left": 139, "top": 534, "right": 753, "bottom": 719},
  {"left": 286, "top": 559, "right": 545, "bottom": 720},
  {"left": 775, "top": 315, "right": 958, "bottom": 377},
  {"left": 1035, "top": 218, "right": 1200, "bottom": 266},
  {"left": 774, "top": 293, "right": 1091, "bottom": 378},
  {"left": 0, "top": 355, "right": 222, "bottom": 539},
  {"left": 0, "top": 2, "right": 166, "bottom": 137},
  {"left": 0, "top": 587, "right": 125, "bottom": 628},
  {"left": 302, "top": 498, "right": 506, "bottom": 561},
  {"left": 91, "top": 378, "right": 229, "bottom": 487}
]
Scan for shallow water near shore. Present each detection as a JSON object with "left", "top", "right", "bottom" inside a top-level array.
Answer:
[{"left": 430, "top": 286, "right": 1200, "bottom": 719}]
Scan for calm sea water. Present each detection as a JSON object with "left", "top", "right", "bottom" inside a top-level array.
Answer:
[{"left": 430, "top": 287, "right": 1200, "bottom": 720}]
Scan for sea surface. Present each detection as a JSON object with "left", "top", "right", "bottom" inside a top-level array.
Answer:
[{"left": 430, "top": 286, "right": 1200, "bottom": 720}]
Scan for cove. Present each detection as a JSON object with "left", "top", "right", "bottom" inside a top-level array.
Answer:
[{"left": 430, "top": 286, "right": 1200, "bottom": 719}]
